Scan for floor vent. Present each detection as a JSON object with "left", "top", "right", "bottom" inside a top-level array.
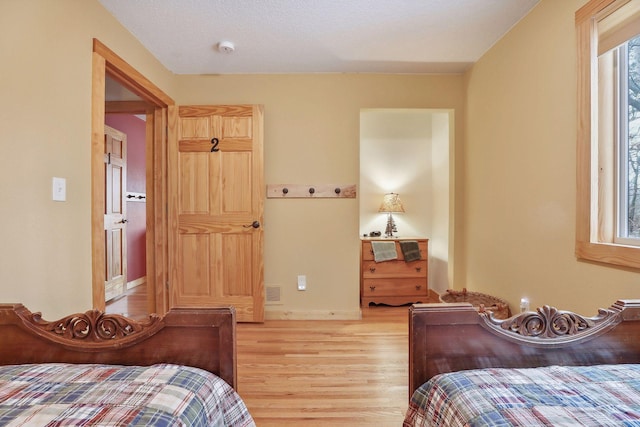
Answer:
[{"left": 265, "top": 285, "right": 282, "bottom": 305}]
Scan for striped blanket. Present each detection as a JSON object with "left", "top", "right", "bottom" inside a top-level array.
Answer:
[
  {"left": 0, "top": 363, "right": 255, "bottom": 426},
  {"left": 404, "top": 363, "right": 640, "bottom": 426}
]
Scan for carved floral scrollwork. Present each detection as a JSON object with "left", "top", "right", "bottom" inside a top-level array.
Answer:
[
  {"left": 481, "top": 305, "right": 620, "bottom": 345},
  {"left": 499, "top": 305, "right": 595, "bottom": 338},
  {"left": 28, "top": 309, "right": 162, "bottom": 344}
]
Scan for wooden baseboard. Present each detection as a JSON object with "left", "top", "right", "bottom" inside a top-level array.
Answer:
[
  {"left": 127, "top": 276, "right": 146, "bottom": 290},
  {"left": 265, "top": 309, "right": 362, "bottom": 320},
  {"left": 265, "top": 290, "right": 440, "bottom": 320}
]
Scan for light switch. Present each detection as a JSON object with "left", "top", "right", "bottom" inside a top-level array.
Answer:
[{"left": 52, "top": 177, "right": 66, "bottom": 202}]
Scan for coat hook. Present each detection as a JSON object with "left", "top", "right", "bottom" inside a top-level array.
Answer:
[
  {"left": 282, "top": 187, "right": 288, "bottom": 195},
  {"left": 335, "top": 187, "right": 341, "bottom": 194},
  {"left": 309, "top": 187, "right": 315, "bottom": 195}
]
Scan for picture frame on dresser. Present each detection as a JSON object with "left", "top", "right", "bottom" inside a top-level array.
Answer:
[{"left": 360, "top": 237, "right": 428, "bottom": 307}]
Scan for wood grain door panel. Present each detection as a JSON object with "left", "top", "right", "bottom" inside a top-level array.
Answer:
[
  {"left": 104, "top": 125, "right": 127, "bottom": 301},
  {"left": 170, "top": 105, "right": 264, "bottom": 322}
]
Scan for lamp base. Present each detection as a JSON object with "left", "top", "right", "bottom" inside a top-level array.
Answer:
[{"left": 384, "top": 212, "right": 398, "bottom": 238}]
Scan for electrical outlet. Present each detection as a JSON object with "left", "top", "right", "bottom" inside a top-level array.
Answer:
[{"left": 297, "top": 275, "right": 306, "bottom": 291}]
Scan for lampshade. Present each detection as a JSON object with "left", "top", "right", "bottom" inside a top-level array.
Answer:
[{"left": 378, "top": 193, "right": 405, "bottom": 213}]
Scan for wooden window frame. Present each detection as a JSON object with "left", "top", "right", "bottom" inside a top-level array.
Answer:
[{"left": 575, "top": 0, "right": 640, "bottom": 269}]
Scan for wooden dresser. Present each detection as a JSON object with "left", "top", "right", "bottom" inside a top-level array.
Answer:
[{"left": 360, "top": 238, "right": 428, "bottom": 307}]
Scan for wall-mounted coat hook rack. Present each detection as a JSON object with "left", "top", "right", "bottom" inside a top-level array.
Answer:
[{"left": 267, "top": 184, "right": 356, "bottom": 199}]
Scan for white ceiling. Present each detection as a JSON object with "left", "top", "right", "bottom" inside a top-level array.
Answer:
[{"left": 98, "top": 0, "right": 540, "bottom": 75}]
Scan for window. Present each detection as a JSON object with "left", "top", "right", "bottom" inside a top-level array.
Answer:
[
  {"left": 601, "top": 34, "right": 640, "bottom": 245},
  {"left": 576, "top": 0, "right": 640, "bottom": 268},
  {"left": 617, "top": 35, "right": 640, "bottom": 243}
]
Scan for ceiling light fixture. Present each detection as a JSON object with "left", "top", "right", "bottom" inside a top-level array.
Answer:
[{"left": 217, "top": 41, "right": 235, "bottom": 53}]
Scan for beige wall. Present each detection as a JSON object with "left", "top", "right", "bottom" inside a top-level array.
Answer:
[
  {"left": 359, "top": 110, "right": 434, "bottom": 238},
  {"left": 15, "top": 0, "right": 622, "bottom": 320},
  {"left": 0, "top": 0, "right": 174, "bottom": 318},
  {"left": 0, "top": 0, "right": 466, "bottom": 319},
  {"left": 463, "top": 0, "right": 640, "bottom": 315},
  {"left": 175, "top": 74, "right": 464, "bottom": 318}
]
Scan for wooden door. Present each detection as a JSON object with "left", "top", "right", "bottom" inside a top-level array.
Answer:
[
  {"left": 170, "top": 105, "right": 264, "bottom": 322},
  {"left": 104, "top": 125, "right": 127, "bottom": 301}
]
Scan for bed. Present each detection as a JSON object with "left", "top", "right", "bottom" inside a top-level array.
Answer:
[
  {"left": 0, "top": 303, "right": 255, "bottom": 426},
  {"left": 404, "top": 299, "right": 640, "bottom": 426}
]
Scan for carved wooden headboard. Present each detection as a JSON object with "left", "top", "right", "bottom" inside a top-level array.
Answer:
[
  {"left": 0, "top": 303, "right": 237, "bottom": 388},
  {"left": 409, "top": 299, "right": 640, "bottom": 398}
]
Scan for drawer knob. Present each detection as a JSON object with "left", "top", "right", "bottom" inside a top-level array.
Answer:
[
  {"left": 415, "top": 285, "right": 422, "bottom": 290},
  {"left": 415, "top": 267, "right": 422, "bottom": 272},
  {"left": 369, "top": 285, "right": 376, "bottom": 291},
  {"left": 369, "top": 267, "right": 376, "bottom": 273}
]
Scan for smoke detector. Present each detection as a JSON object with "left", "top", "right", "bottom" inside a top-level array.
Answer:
[{"left": 217, "top": 41, "right": 235, "bottom": 54}]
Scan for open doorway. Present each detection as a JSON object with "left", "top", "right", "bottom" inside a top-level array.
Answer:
[
  {"left": 359, "top": 109, "right": 454, "bottom": 295},
  {"left": 103, "top": 78, "right": 149, "bottom": 319},
  {"left": 103, "top": 79, "right": 148, "bottom": 317},
  {"left": 91, "top": 39, "right": 174, "bottom": 317}
]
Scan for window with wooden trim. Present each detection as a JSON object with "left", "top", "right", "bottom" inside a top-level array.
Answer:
[{"left": 576, "top": 0, "right": 640, "bottom": 268}]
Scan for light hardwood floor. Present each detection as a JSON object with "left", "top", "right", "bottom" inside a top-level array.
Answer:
[
  {"left": 107, "top": 288, "right": 417, "bottom": 426},
  {"left": 237, "top": 306, "right": 410, "bottom": 426},
  {"left": 105, "top": 283, "right": 149, "bottom": 319}
]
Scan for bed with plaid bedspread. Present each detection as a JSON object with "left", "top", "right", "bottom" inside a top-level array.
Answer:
[
  {"left": 0, "top": 363, "right": 255, "bottom": 426},
  {"left": 404, "top": 363, "right": 640, "bottom": 426}
]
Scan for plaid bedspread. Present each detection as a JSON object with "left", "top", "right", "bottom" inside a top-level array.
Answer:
[
  {"left": 404, "top": 363, "right": 640, "bottom": 426},
  {"left": 0, "top": 363, "right": 255, "bottom": 426}
]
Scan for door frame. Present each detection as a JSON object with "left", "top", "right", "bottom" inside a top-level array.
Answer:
[{"left": 91, "top": 39, "right": 174, "bottom": 315}]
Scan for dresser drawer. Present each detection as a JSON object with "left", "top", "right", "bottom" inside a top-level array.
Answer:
[
  {"left": 362, "top": 259, "right": 427, "bottom": 278},
  {"left": 362, "top": 240, "right": 428, "bottom": 261},
  {"left": 362, "top": 278, "right": 428, "bottom": 297},
  {"left": 360, "top": 238, "right": 429, "bottom": 307}
]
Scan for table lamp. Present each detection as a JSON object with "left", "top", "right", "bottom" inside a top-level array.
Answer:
[{"left": 378, "top": 193, "right": 405, "bottom": 238}]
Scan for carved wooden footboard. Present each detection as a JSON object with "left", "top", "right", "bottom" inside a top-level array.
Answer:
[
  {"left": 409, "top": 299, "right": 640, "bottom": 398},
  {"left": 0, "top": 303, "right": 237, "bottom": 388}
]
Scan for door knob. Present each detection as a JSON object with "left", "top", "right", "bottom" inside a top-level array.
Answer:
[
  {"left": 243, "top": 220, "right": 260, "bottom": 229},
  {"left": 116, "top": 219, "right": 128, "bottom": 224}
]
